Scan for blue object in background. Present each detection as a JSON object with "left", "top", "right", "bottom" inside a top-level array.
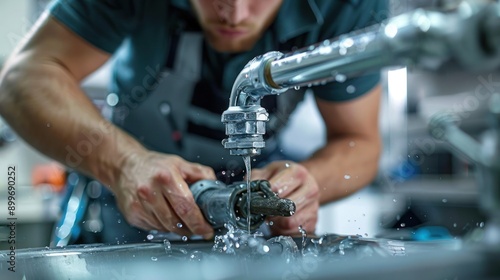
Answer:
[{"left": 413, "top": 226, "right": 453, "bottom": 241}]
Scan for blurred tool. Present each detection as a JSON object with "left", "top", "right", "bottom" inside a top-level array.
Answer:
[{"left": 31, "top": 162, "right": 66, "bottom": 192}]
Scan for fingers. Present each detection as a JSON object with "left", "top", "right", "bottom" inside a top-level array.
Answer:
[
  {"left": 268, "top": 201, "right": 319, "bottom": 236},
  {"left": 179, "top": 160, "right": 216, "bottom": 183},
  {"left": 250, "top": 167, "right": 271, "bottom": 181},
  {"left": 252, "top": 161, "right": 305, "bottom": 198},
  {"left": 253, "top": 161, "right": 320, "bottom": 236},
  {"left": 156, "top": 171, "right": 214, "bottom": 239},
  {"left": 136, "top": 186, "right": 193, "bottom": 236},
  {"left": 116, "top": 153, "right": 216, "bottom": 239}
]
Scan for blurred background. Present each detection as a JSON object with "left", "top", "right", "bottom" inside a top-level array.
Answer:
[{"left": 0, "top": 0, "right": 493, "bottom": 250}]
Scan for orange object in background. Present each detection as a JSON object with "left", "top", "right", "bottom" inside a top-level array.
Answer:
[{"left": 32, "top": 162, "right": 66, "bottom": 192}]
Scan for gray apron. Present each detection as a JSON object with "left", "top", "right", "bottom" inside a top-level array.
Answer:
[{"left": 52, "top": 32, "right": 306, "bottom": 246}]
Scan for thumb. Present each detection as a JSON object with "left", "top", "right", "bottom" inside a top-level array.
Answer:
[
  {"left": 250, "top": 167, "right": 271, "bottom": 181},
  {"left": 180, "top": 161, "right": 216, "bottom": 183}
]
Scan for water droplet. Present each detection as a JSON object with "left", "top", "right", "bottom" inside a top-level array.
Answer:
[
  {"left": 262, "top": 245, "right": 270, "bottom": 253},
  {"left": 346, "top": 85, "right": 356, "bottom": 94},
  {"left": 176, "top": 223, "right": 183, "bottom": 228},
  {"left": 151, "top": 256, "right": 158, "bottom": 261},
  {"left": 221, "top": 171, "right": 226, "bottom": 175},
  {"left": 442, "top": 198, "right": 448, "bottom": 203},
  {"left": 294, "top": 86, "right": 300, "bottom": 90},
  {"left": 393, "top": 199, "right": 397, "bottom": 203},
  {"left": 344, "top": 174, "right": 351, "bottom": 180},
  {"left": 349, "top": 141, "right": 356, "bottom": 147},
  {"left": 400, "top": 223, "right": 406, "bottom": 228},
  {"left": 480, "top": 222, "right": 485, "bottom": 228},
  {"left": 319, "top": 46, "right": 332, "bottom": 54},
  {"left": 335, "top": 74, "right": 347, "bottom": 83},
  {"left": 106, "top": 93, "right": 119, "bottom": 106},
  {"left": 285, "top": 163, "right": 290, "bottom": 168},
  {"left": 163, "top": 239, "right": 172, "bottom": 254},
  {"left": 339, "top": 47, "right": 347, "bottom": 55},
  {"left": 117, "top": 219, "right": 121, "bottom": 224},
  {"left": 269, "top": 221, "right": 274, "bottom": 226},
  {"left": 182, "top": 236, "right": 188, "bottom": 242},
  {"left": 46, "top": 123, "right": 51, "bottom": 127},
  {"left": 147, "top": 234, "right": 154, "bottom": 240},
  {"left": 453, "top": 223, "right": 457, "bottom": 228}
]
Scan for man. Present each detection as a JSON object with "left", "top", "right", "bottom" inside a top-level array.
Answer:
[{"left": 0, "top": 0, "right": 386, "bottom": 244}]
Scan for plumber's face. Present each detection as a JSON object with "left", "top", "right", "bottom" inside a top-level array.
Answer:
[{"left": 190, "top": 0, "right": 283, "bottom": 53}]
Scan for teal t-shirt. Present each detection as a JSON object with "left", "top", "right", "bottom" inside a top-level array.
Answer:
[{"left": 48, "top": 0, "right": 388, "bottom": 102}]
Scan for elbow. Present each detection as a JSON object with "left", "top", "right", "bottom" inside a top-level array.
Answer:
[
  {"left": 0, "top": 62, "right": 32, "bottom": 117},
  {"left": 0, "top": 67, "right": 17, "bottom": 115}
]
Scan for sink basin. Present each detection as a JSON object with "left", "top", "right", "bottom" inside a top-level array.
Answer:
[{"left": 1, "top": 233, "right": 499, "bottom": 280}]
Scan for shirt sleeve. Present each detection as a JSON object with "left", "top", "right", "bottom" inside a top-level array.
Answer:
[
  {"left": 313, "top": 0, "right": 389, "bottom": 102},
  {"left": 48, "top": 0, "right": 142, "bottom": 54}
]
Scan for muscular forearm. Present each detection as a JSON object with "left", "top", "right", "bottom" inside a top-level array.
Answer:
[
  {"left": 301, "top": 134, "right": 381, "bottom": 204},
  {"left": 0, "top": 57, "right": 144, "bottom": 187}
]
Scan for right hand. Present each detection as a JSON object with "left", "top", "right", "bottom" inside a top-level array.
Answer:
[{"left": 113, "top": 151, "right": 216, "bottom": 239}]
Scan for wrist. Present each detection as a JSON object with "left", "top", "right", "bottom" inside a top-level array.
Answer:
[{"left": 89, "top": 126, "right": 148, "bottom": 188}]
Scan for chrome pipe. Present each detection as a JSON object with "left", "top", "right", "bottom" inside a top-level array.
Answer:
[
  {"left": 267, "top": 1, "right": 500, "bottom": 90},
  {"left": 222, "top": 1, "right": 500, "bottom": 157}
]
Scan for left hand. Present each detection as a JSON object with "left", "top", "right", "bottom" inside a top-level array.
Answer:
[{"left": 251, "top": 161, "right": 319, "bottom": 236}]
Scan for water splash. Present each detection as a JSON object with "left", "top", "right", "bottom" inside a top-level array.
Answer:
[
  {"left": 212, "top": 223, "right": 272, "bottom": 257},
  {"left": 298, "top": 225, "right": 307, "bottom": 256},
  {"left": 335, "top": 74, "right": 347, "bottom": 83},
  {"left": 163, "top": 239, "right": 172, "bottom": 254}
]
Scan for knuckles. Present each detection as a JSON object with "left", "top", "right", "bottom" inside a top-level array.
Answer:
[{"left": 171, "top": 196, "right": 196, "bottom": 217}]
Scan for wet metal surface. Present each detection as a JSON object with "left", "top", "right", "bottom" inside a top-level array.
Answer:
[{"left": 1, "top": 233, "right": 499, "bottom": 280}]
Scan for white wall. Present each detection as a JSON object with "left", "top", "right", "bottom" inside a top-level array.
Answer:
[
  {"left": 0, "top": 1, "right": 52, "bottom": 188},
  {"left": 0, "top": 0, "right": 33, "bottom": 64}
]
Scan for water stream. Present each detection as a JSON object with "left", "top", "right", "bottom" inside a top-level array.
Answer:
[{"left": 242, "top": 155, "right": 252, "bottom": 234}]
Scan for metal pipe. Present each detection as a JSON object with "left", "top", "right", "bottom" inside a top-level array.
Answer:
[
  {"left": 266, "top": 2, "right": 500, "bottom": 90},
  {"left": 428, "top": 112, "right": 483, "bottom": 163},
  {"left": 222, "top": 1, "right": 500, "bottom": 157}
]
